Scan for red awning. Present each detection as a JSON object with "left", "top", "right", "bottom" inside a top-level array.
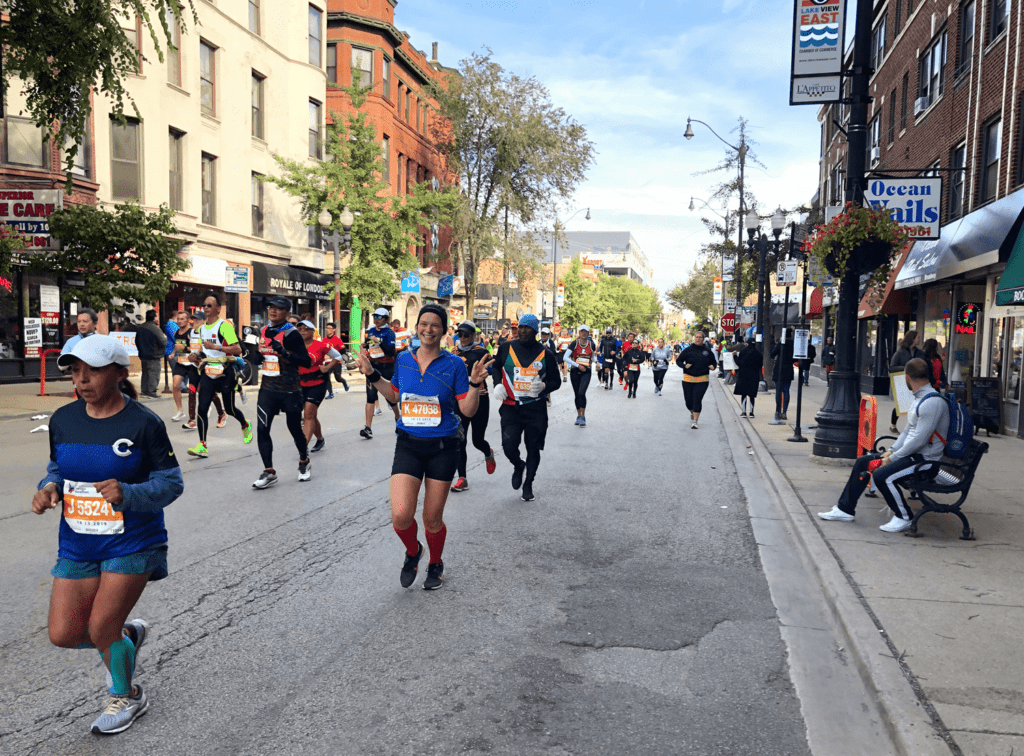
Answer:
[{"left": 807, "top": 287, "right": 823, "bottom": 319}]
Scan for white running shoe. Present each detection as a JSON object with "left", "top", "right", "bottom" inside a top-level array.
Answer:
[
  {"left": 880, "top": 515, "right": 912, "bottom": 532},
  {"left": 691, "top": 422, "right": 698, "bottom": 429},
  {"left": 298, "top": 460, "right": 312, "bottom": 482},
  {"left": 171, "top": 410, "right": 185, "bottom": 422},
  {"left": 374, "top": 407, "right": 383, "bottom": 416},
  {"left": 818, "top": 506, "right": 855, "bottom": 522},
  {"left": 252, "top": 470, "right": 278, "bottom": 489}
]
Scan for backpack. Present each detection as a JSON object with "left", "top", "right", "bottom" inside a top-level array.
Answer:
[{"left": 922, "top": 392, "right": 973, "bottom": 458}]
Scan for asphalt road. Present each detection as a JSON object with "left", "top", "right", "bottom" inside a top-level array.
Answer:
[{"left": 1, "top": 364, "right": 815, "bottom": 755}]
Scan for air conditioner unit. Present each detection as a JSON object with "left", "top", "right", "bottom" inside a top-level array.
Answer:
[
  {"left": 870, "top": 147, "right": 880, "bottom": 165},
  {"left": 914, "top": 96, "right": 930, "bottom": 115}
]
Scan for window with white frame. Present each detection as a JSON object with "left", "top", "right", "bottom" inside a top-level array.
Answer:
[
  {"left": 870, "top": 16, "right": 886, "bottom": 70},
  {"left": 200, "top": 41, "right": 216, "bottom": 116},
  {"left": 111, "top": 119, "right": 142, "bottom": 200},
  {"left": 309, "top": 100, "right": 321, "bottom": 159},
  {"left": 949, "top": 142, "right": 966, "bottom": 218},
  {"left": 918, "top": 30, "right": 947, "bottom": 107},
  {"left": 251, "top": 173, "right": 264, "bottom": 237},
  {"left": 351, "top": 46, "right": 372, "bottom": 88},
  {"left": 202, "top": 152, "right": 216, "bottom": 224},
  {"left": 980, "top": 117, "right": 1001, "bottom": 204},
  {"left": 308, "top": 6, "right": 322, "bottom": 66}
]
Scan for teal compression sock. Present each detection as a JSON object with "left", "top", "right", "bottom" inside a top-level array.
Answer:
[
  {"left": 73, "top": 642, "right": 95, "bottom": 649},
  {"left": 105, "top": 636, "right": 136, "bottom": 695}
]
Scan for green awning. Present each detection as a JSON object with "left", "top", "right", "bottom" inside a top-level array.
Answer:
[{"left": 995, "top": 206, "right": 1024, "bottom": 306}]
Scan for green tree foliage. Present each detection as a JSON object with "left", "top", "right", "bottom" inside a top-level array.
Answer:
[
  {"left": 429, "top": 50, "right": 595, "bottom": 315},
  {"left": 666, "top": 258, "right": 720, "bottom": 319},
  {"left": 29, "top": 203, "right": 189, "bottom": 308},
  {"left": 557, "top": 257, "right": 597, "bottom": 327},
  {"left": 560, "top": 258, "right": 662, "bottom": 334},
  {"left": 263, "top": 84, "right": 457, "bottom": 307},
  {"left": 666, "top": 325, "right": 683, "bottom": 342},
  {"left": 2, "top": 0, "right": 196, "bottom": 178}
]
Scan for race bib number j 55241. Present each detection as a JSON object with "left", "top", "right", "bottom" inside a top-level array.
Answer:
[{"left": 63, "top": 481, "right": 124, "bottom": 535}]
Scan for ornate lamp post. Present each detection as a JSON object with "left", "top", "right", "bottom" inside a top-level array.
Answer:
[{"left": 317, "top": 205, "right": 354, "bottom": 329}]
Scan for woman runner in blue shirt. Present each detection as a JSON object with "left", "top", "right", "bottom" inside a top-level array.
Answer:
[
  {"left": 33, "top": 335, "right": 184, "bottom": 735},
  {"left": 356, "top": 304, "right": 492, "bottom": 591}
]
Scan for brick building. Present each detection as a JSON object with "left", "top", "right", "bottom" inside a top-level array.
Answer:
[{"left": 817, "top": 0, "right": 1024, "bottom": 433}]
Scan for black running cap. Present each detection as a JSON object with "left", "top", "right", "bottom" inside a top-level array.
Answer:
[{"left": 267, "top": 296, "right": 292, "bottom": 311}]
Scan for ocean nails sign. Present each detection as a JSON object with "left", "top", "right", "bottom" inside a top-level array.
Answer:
[{"left": 790, "top": 0, "right": 847, "bottom": 105}]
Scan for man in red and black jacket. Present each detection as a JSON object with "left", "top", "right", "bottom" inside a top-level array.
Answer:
[{"left": 322, "top": 322, "right": 348, "bottom": 397}]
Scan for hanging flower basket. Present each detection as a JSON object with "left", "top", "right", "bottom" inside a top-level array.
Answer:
[{"left": 802, "top": 202, "right": 909, "bottom": 288}]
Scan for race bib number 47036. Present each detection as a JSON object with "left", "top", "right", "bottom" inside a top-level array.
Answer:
[{"left": 63, "top": 481, "right": 124, "bottom": 535}]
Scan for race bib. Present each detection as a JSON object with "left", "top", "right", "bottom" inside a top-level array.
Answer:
[
  {"left": 176, "top": 352, "right": 191, "bottom": 366},
  {"left": 628, "top": 363, "right": 639, "bottom": 371},
  {"left": 205, "top": 362, "right": 225, "bottom": 378},
  {"left": 369, "top": 344, "right": 385, "bottom": 360},
  {"left": 400, "top": 393, "right": 441, "bottom": 426},
  {"left": 261, "top": 355, "right": 280, "bottom": 376},
  {"left": 576, "top": 356, "right": 591, "bottom": 368},
  {"left": 512, "top": 364, "right": 543, "bottom": 398},
  {"left": 63, "top": 481, "right": 124, "bottom": 536}
]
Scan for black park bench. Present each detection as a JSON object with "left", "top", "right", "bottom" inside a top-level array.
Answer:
[{"left": 873, "top": 437, "right": 989, "bottom": 540}]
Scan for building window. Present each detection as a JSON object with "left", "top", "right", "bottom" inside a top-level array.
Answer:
[
  {"left": 63, "top": 130, "right": 90, "bottom": 178},
  {"left": 870, "top": 16, "right": 886, "bottom": 70},
  {"left": 382, "top": 135, "right": 390, "bottom": 183},
  {"left": 918, "top": 30, "right": 947, "bottom": 106},
  {"left": 200, "top": 41, "right": 216, "bottom": 117},
  {"left": 201, "top": 152, "right": 216, "bottom": 224},
  {"left": 4, "top": 116, "right": 45, "bottom": 167},
  {"left": 308, "top": 6, "right": 322, "bottom": 66},
  {"left": 980, "top": 117, "right": 1001, "bottom": 204},
  {"left": 168, "top": 129, "right": 184, "bottom": 210},
  {"left": 111, "top": 118, "right": 141, "bottom": 200},
  {"left": 120, "top": 15, "right": 142, "bottom": 73},
  {"left": 958, "top": 1, "right": 975, "bottom": 76},
  {"left": 351, "top": 46, "right": 372, "bottom": 88},
  {"left": 1018, "top": 94, "right": 1024, "bottom": 186},
  {"left": 832, "top": 164, "right": 843, "bottom": 203},
  {"left": 415, "top": 99, "right": 420, "bottom": 131},
  {"left": 990, "top": 0, "right": 1007, "bottom": 41},
  {"left": 866, "top": 116, "right": 880, "bottom": 166},
  {"left": 308, "top": 224, "right": 323, "bottom": 249},
  {"left": 308, "top": 99, "right": 321, "bottom": 159},
  {"left": 166, "top": 8, "right": 181, "bottom": 86},
  {"left": 895, "top": 0, "right": 902, "bottom": 30},
  {"left": 405, "top": 90, "right": 410, "bottom": 122},
  {"left": 888, "top": 88, "right": 896, "bottom": 144},
  {"left": 397, "top": 153, "right": 403, "bottom": 193},
  {"left": 949, "top": 142, "right": 966, "bottom": 218},
  {"left": 900, "top": 71, "right": 908, "bottom": 130},
  {"left": 251, "top": 72, "right": 264, "bottom": 139},
  {"left": 248, "top": 0, "right": 259, "bottom": 34},
  {"left": 251, "top": 173, "right": 264, "bottom": 237},
  {"left": 382, "top": 58, "right": 391, "bottom": 99},
  {"left": 326, "top": 44, "right": 336, "bottom": 83}
]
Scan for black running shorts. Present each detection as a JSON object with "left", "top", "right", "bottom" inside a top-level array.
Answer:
[
  {"left": 390, "top": 431, "right": 460, "bottom": 482},
  {"left": 302, "top": 382, "right": 328, "bottom": 406},
  {"left": 171, "top": 361, "right": 192, "bottom": 379}
]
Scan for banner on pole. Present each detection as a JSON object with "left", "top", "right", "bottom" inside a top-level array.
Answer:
[{"left": 790, "top": 0, "right": 847, "bottom": 105}]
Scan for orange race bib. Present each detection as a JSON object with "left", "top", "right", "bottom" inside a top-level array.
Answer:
[
  {"left": 400, "top": 393, "right": 441, "bottom": 427},
  {"left": 63, "top": 481, "right": 124, "bottom": 536},
  {"left": 628, "top": 363, "right": 639, "bottom": 371},
  {"left": 261, "top": 355, "right": 280, "bottom": 376},
  {"left": 576, "top": 356, "right": 590, "bottom": 368},
  {"left": 205, "top": 362, "right": 225, "bottom": 378},
  {"left": 369, "top": 344, "right": 385, "bottom": 360}
]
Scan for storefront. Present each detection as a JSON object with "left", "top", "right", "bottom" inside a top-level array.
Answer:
[
  {"left": 989, "top": 201, "right": 1024, "bottom": 436},
  {"left": 164, "top": 252, "right": 241, "bottom": 327},
  {"left": 251, "top": 262, "right": 331, "bottom": 330}
]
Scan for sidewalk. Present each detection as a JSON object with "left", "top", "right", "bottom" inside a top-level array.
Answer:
[{"left": 714, "top": 375, "right": 1024, "bottom": 755}]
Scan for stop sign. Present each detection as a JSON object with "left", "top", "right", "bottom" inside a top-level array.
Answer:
[{"left": 720, "top": 313, "right": 736, "bottom": 333}]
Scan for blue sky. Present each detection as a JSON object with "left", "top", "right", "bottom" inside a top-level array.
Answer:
[{"left": 396, "top": 0, "right": 822, "bottom": 298}]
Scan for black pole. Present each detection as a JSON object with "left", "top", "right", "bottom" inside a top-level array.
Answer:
[
  {"left": 773, "top": 249, "right": 791, "bottom": 423},
  {"left": 753, "top": 232, "right": 768, "bottom": 352},
  {"left": 789, "top": 235, "right": 809, "bottom": 443},
  {"left": 812, "top": 0, "right": 873, "bottom": 460}
]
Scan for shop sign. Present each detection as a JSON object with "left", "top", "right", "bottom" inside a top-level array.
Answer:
[
  {"left": 955, "top": 303, "right": 981, "bottom": 335},
  {"left": 865, "top": 178, "right": 942, "bottom": 239},
  {"left": 23, "top": 318, "right": 42, "bottom": 357},
  {"left": 790, "top": 0, "right": 846, "bottom": 105},
  {"left": 0, "top": 189, "right": 63, "bottom": 249},
  {"left": 225, "top": 266, "right": 249, "bottom": 293},
  {"left": 252, "top": 262, "right": 331, "bottom": 300},
  {"left": 40, "top": 284, "right": 60, "bottom": 326},
  {"left": 110, "top": 332, "right": 138, "bottom": 356}
]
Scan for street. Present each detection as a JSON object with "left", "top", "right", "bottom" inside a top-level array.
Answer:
[{"left": 1, "top": 366, "right": 892, "bottom": 755}]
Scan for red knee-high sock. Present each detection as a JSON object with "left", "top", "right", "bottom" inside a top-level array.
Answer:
[
  {"left": 425, "top": 524, "right": 447, "bottom": 565},
  {"left": 394, "top": 522, "right": 419, "bottom": 556}
]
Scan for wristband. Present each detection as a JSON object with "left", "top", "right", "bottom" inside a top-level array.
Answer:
[
  {"left": 470, "top": 380, "right": 482, "bottom": 388},
  {"left": 368, "top": 369, "right": 382, "bottom": 384}
]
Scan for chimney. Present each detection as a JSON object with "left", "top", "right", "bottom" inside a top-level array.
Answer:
[{"left": 432, "top": 42, "right": 438, "bottom": 62}]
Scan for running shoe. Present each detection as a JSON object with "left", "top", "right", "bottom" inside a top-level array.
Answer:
[
  {"left": 691, "top": 422, "right": 698, "bottom": 429},
  {"left": 342, "top": 383, "right": 350, "bottom": 392},
  {"left": 171, "top": 410, "right": 185, "bottom": 422},
  {"left": 864, "top": 489, "right": 879, "bottom": 498},
  {"left": 579, "top": 417, "right": 586, "bottom": 427},
  {"left": 485, "top": 452, "right": 496, "bottom": 475},
  {"left": 401, "top": 542, "right": 423, "bottom": 587},
  {"left": 423, "top": 561, "right": 444, "bottom": 590},
  {"left": 880, "top": 515, "right": 912, "bottom": 533},
  {"left": 359, "top": 425, "right": 373, "bottom": 439},
  {"left": 740, "top": 411, "right": 748, "bottom": 418},
  {"left": 186, "top": 442, "right": 208, "bottom": 458},
  {"left": 90, "top": 684, "right": 149, "bottom": 735},
  {"left": 325, "top": 393, "right": 334, "bottom": 400},
  {"left": 521, "top": 481, "right": 535, "bottom": 502},
  {"left": 562, "top": 375, "right": 567, "bottom": 382},
  {"left": 298, "top": 460, "right": 312, "bottom": 482},
  {"left": 451, "top": 477, "right": 468, "bottom": 492},
  {"left": 818, "top": 506, "right": 855, "bottom": 522},
  {"left": 574, "top": 417, "right": 582, "bottom": 426},
  {"left": 216, "top": 414, "right": 227, "bottom": 429},
  {"left": 182, "top": 420, "right": 196, "bottom": 430},
  {"left": 253, "top": 470, "right": 278, "bottom": 489},
  {"left": 623, "top": 382, "right": 628, "bottom": 391},
  {"left": 239, "top": 387, "right": 247, "bottom": 404},
  {"left": 242, "top": 423, "right": 254, "bottom": 444},
  {"left": 310, "top": 438, "right": 326, "bottom": 453},
  {"left": 511, "top": 462, "right": 526, "bottom": 491},
  {"left": 374, "top": 407, "right": 383, "bottom": 416}
]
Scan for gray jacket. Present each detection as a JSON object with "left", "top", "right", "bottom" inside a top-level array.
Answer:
[{"left": 889, "top": 385, "right": 949, "bottom": 462}]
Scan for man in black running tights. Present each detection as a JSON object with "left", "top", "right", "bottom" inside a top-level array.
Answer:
[
  {"left": 251, "top": 296, "right": 312, "bottom": 489},
  {"left": 598, "top": 328, "right": 618, "bottom": 390}
]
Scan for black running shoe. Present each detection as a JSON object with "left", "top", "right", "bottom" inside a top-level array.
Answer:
[
  {"left": 521, "top": 481, "right": 535, "bottom": 502},
  {"left": 511, "top": 462, "right": 525, "bottom": 490},
  {"left": 310, "top": 438, "right": 326, "bottom": 453},
  {"left": 423, "top": 561, "right": 444, "bottom": 590},
  {"left": 359, "top": 426, "right": 373, "bottom": 439},
  {"left": 400, "top": 542, "right": 423, "bottom": 587}
]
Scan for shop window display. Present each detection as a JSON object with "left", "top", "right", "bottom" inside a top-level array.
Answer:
[{"left": 1008, "top": 318, "right": 1023, "bottom": 402}]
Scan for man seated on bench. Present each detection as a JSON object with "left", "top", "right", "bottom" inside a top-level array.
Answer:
[{"left": 818, "top": 358, "right": 949, "bottom": 533}]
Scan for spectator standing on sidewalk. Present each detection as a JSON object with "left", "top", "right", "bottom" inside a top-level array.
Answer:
[
  {"left": 800, "top": 341, "right": 816, "bottom": 386},
  {"left": 821, "top": 337, "right": 836, "bottom": 379},
  {"left": 734, "top": 338, "right": 763, "bottom": 418},
  {"left": 888, "top": 330, "right": 923, "bottom": 432},
  {"left": 61, "top": 309, "right": 99, "bottom": 354},
  {"left": 923, "top": 338, "right": 947, "bottom": 390},
  {"left": 135, "top": 310, "right": 167, "bottom": 399},
  {"left": 770, "top": 332, "right": 795, "bottom": 422}
]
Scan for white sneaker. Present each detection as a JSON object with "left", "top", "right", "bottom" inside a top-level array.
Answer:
[
  {"left": 171, "top": 410, "right": 185, "bottom": 422},
  {"left": 691, "top": 422, "right": 698, "bottom": 429},
  {"left": 880, "top": 515, "right": 912, "bottom": 532},
  {"left": 374, "top": 407, "right": 383, "bottom": 416},
  {"left": 818, "top": 506, "right": 855, "bottom": 522}
]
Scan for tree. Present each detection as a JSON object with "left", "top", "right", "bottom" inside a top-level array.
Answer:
[
  {"left": 666, "top": 325, "right": 683, "bottom": 342},
  {"left": 27, "top": 203, "right": 189, "bottom": 308},
  {"left": 2, "top": 0, "right": 196, "bottom": 178},
  {"left": 558, "top": 257, "right": 597, "bottom": 327},
  {"left": 263, "top": 83, "right": 457, "bottom": 307},
  {"left": 429, "top": 50, "right": 594, "bottom": 320},
  {"left": 593, "top": 276, "right": 661, "bottom": 335},
  {"left": 667, "top": 258, "right": 720, "bottom": 319}
]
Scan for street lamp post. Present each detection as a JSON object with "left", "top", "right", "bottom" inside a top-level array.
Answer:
[
  {"left": 317, "top": 205, "right": 354, "bottom": 329},
  {"left": 552, "top": 207, "right": 590, "bottom": 324},
  {"left": 688, "top": 196, "right": 732, "bottom": 332}
]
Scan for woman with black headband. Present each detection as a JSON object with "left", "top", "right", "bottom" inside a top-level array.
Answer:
[{"left": 356, "top": 304, "right": 492, "bottom": 591}]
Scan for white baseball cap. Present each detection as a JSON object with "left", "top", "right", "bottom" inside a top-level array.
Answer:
[
  {"left": 372, "top": 307, "right": 390, "bottom": 318},
  {"left": 298, "top": 320, "right": 316, "bottom": 329},
  {"left": 579, "top": 324, "right": 590, "bottom": 332},
  {"left": 57, "top": 334, "right": 131, "bottom": 370}
]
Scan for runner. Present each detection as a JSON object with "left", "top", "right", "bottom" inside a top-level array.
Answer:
[
  {"left": 176, "top": 312, "right": 226, "bottom": 431},
  {"left": 393, "top": 319, "right": 412, "bottom": 353},
  {"left": 37, "top": 335, "right": 184, "bottom": 734},
  {"left": 356, "top": 304, "right": 492, "bottom": 590},
  {"left": 297, "top": 319, "right": 340, "bottom": 454},
  {"left": 451, "top": 320, "right": 497, "bottom": 492},
  {"left": 490, "top": 313, "right": 562, "bottom": 502},
  {"left": 616, "top": 333, "right": 631, "bottom": 387},
  {"left": 597, "top": 328, "right": 617, "bottom": 390},
  {"left": 553, "top": 327, "right": 570, "bottom": 382},
  {"left": 168, "top": 310, "right": 189, "bottom": 421},
  {"left": 361, "top": 308, "right": 400, "bottom": 439},
  {"left": 676, "top": 330, "right": 718, "bottom": 429},
  {"left": 563, "top": 325, "right": 595, "bottom": 425},
  {"left": 187, "top": 293, "right": 251, "bottom": 457},
  {"left": 322, "top": 322, "right": 349, "bottom": 398},
  {"left": 650, "top": 337, "right": 672, "bottom": 396},
  {"left": 251, "top": 297, "right": 312, "bottom": 489},
  {"left": 622, "top": 337, "right": 646, "bottom": 399}
]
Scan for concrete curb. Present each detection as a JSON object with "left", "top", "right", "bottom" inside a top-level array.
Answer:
[{"left": 711, "top": 379, "right": 955, "bottom": 756}]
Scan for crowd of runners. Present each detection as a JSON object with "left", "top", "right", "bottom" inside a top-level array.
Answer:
[{"left": 31, "top": 295, "right": 729, "bottom": 736}]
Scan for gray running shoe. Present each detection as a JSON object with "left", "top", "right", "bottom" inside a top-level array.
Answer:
[
  {"left": 310, "top": 438, "right": 326, "bottom": 453},
  {"left": 253, "top": 470, "right": 278, "bottom": 489},
  {"left": 298, "top": 460, "right": 312, "bottom": 482},
  {"left": 90, "top": 684, "right": 149, "bottom": 735}
]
